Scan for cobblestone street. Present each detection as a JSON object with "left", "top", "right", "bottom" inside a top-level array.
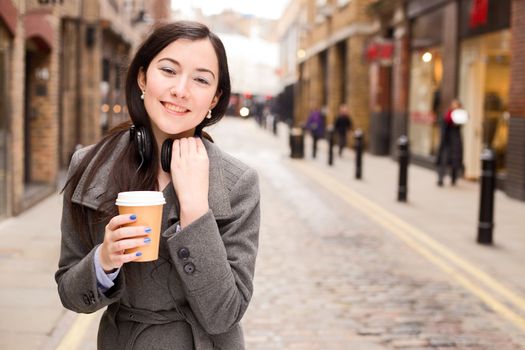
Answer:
[{"left": 213, "top": 118, "right": 525, "bottom": 350}]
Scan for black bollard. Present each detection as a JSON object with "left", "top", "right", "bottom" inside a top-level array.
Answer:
[
  {"left": 477, "top": 148, "right": 496, "bottom": 244},
  {"left": 272, "top": 116, "right": 278, "bottom": 135},
  {"left": 354, "top": 129, "right": 363, "bottom": 179},
  {"left": 289, "top": 127, "right": 305, "bottom": 159},
  {"left": 397, "top": 135, "right": 409, "bottom": 202},
  {"left": 328, "top": 127, "right": 334, "bottom": 166}
]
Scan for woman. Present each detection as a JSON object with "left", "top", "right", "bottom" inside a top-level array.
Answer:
[
  {"left": 305, "top": 105, "right": 326, "bottom": 158},
  {"left": 334, "top": 103, "right": 353, "bottom": 156},
  {"left": 436, "top": 99, "right": 464, "bottom": 186},
  {"left": 55, "top": 21, "right": 260, "bottom": 349}
]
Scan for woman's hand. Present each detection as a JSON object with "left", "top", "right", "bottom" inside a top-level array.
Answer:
[
  {"left": 170, "top": 137, "right": 210, "bottom": 228},
  {"left": 99, "top": 214, "right": 151, "bottom": 272}
]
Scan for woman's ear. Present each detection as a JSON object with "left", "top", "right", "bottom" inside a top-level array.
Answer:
[
  {"left": 210, "top": 90, "right": 222, "bottom": 109},
  {"left": 137, "top": 68, "right": 146, "bottom": 91}
]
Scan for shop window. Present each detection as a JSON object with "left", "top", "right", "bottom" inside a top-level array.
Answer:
[
  {"left": 458, "top": 29, "right": 510, "bottom": 178},
  {"left": 408, "top": 48, "right": 443, "bottom": 158}
]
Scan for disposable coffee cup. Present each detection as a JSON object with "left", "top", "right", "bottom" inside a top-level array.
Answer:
[{"left": 115, "top": 191, "right": 166, "bottom": 262}]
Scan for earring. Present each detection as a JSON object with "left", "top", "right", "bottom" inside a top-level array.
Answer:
[
  {"left": 140, "top": 90, "right": 145, "bottom": 100},
  {"left": 206, "top": 109, "right": 212, "bottom": 119}
]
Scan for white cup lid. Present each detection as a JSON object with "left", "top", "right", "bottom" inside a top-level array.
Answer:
[{"left": 115, "top": 191, "right": 166, "bottom": 206}]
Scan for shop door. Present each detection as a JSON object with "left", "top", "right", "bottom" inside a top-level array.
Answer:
[
  {"left": 459, "top": 43, "right": 484, "bottom": 179},
  {"left": 459, "top": 31, "right": 511, "bottom": 179}
]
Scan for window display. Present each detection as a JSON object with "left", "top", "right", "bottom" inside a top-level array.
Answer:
[{"left": 408, "top": 48, "right": 442, "bottom": 157}]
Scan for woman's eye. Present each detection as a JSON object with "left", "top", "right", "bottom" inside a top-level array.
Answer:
[
  {"left": 195, "top": 77, "right": 210, "bottom": 85},
  {"left": 161, "top": 67, "right": 176, "bottom": 75}
]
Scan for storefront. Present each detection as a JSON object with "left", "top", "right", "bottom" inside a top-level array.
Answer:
[{"left": 458, "top": 0, "right": 511, "bottom": 179}]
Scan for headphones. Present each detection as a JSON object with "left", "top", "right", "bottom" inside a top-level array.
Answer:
[{"left": 129, "top": 125, "right": 176, "bottom": 173}]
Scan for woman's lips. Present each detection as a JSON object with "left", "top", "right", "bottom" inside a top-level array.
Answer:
[{"left": 162, "top": 101, "right": 189, "bottom": 114}]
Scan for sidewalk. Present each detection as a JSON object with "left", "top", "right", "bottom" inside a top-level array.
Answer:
[
  {"left": 276, "top": 121, "right": 525, "bottom": 295},
  {"left": 0, "top": 193, "right": 72, "bottom": 349}
]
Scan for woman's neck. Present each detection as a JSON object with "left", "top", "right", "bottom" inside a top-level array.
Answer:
[{"left": 150, "top": 125, "right": 196, "bottom": 190}]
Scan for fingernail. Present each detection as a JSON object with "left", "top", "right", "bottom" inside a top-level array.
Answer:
[
  {"left": 136, "top": 252, "right": 142, "bottom": 257},
  {"left": 130, "top": 214, "right": 137, "bottom": 220},
  {"left": 145, "top": 227, "right": 152, "bottom": 233},
  {"left": 144, "top": 237, "right": 151, "bottom": 243}
]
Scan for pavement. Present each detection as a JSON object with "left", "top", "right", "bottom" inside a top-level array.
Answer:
[{"left": 1, "top": 116, "right": 524, "bottom": 349}]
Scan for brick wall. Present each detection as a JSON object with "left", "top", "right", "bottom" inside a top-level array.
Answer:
[
  {"left": 10, "top": 2, "right": 25, "bottom": 215},
  {"left": 509, "top": 0, "right": 525, "bottom": 117},
  {"left": 391, "top": 25, "right": 410, "bottom": 153},
  {"left": 297, "top": 0, "right": 373, "bottom": 133},
  {"left": 347, "top": 35, "right": 370, "bottom": 134},
  {"left": 79, "top": 22, "right": 102, "bottom": 146},
  {"left": 392, "top": 26, "right": 409, "bottom": 115},
  {"left": 61, "top": 19, "right": 80, "bottom": 166}
]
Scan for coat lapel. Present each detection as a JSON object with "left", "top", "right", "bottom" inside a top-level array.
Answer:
[{"left": 71, "top": 133, "right": 232, "bottom": 220}]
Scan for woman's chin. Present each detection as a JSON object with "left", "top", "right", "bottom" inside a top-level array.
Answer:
[{"left": 161, "top": 127, "right": 196, "bottom": 139}]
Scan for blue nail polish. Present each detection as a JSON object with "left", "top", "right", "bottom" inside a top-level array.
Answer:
[
  {"left": 130, "top": 214, "right": 137, "bottom": 220},
  {"left": 144, "top": 237, "right": 151, "bottom": 243},
  {"left": 145, "top": 227, "right": 152, "bottom": 233},
  {"left": 136, "top": 252, "right": 142, "bottom": 257}
]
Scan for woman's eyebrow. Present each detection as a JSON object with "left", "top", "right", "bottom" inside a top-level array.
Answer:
[{"left": 158, "top": 57, "right": 216, "bottom": 80}]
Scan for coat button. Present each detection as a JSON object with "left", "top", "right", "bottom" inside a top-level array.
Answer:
[
  {"left": 183, "top": 262, "right": 195, "bottom": 275},
  {"left": 177, "top": 247, "right": 190, "bottom": 260}
]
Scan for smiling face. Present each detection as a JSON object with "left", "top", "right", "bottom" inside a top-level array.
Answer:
[{"left": 137, "top": 38, "right": 220, "bottom": 141}]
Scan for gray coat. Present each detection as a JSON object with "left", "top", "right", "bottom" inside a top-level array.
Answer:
[{"left": 55, "top": 134, "right": 260, "bottom": 349}]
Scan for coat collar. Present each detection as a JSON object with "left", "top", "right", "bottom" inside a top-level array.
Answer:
[{"left": 71, "top": 134, "right": 232, "bottom": 219}]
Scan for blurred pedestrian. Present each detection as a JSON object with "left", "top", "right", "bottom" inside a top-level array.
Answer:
[
  {"left": 436, "top": 98, "right": 464, "bottom": 186},
  {"left": 305, "top": 105, "right": 326, "bottom": 158},
  {"left": 334, "top": 104, "right": 353, "bottom": 156},
  {"left": 55, "top": 21, "right": 260, "bottom": 349}
]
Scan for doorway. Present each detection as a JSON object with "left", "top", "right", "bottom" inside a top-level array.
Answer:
[{"left": 459, "top": 30, "right": 510, "bottom": 179}]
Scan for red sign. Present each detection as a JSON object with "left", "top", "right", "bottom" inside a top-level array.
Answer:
[
  {"left": 365, "top": 42, "right": 394, "bottom": 62},
  {"left": 469, "top": 0, "right": 488, "bottom": 28}
]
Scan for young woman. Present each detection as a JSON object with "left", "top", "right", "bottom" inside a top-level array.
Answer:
[{"left": 55, "top": 21, "right": 260, "bottom": 349}]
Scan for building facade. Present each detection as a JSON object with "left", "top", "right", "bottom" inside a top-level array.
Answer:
[
  {"left": 278, "top": 0, "right": 525, "bottom": 200},
  {"left": 367, "top": 0, "right": 525, "bottom": 200},
  {"left": 291, "top": 0, "right": 377, "bottom": 134},
  {"left": 0, "top": 0, "right": 160, "bottom": 219}
]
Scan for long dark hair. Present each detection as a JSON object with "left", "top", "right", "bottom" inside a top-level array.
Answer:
[{"left": 63, "top": 21, "right": 231, "bottom": 242}]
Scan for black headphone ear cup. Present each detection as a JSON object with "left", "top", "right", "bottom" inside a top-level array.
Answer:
[
  {"left": 161, "top": 138, "right": 173, "bottom": 173},
  {"left": 140, "top": 127, "right": 152, "bottom": 164},
  {"left": 133, "top": 126, "right": 152, "bottom": 166}
]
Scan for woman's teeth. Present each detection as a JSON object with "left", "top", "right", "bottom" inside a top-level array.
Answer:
[{"left": 164, "top": 103, "right": 187, "bottom": 113}]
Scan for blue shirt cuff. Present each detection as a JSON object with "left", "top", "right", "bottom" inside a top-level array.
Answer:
[{"left": 94, "top": 245, "right": 120, "bottom": 293}]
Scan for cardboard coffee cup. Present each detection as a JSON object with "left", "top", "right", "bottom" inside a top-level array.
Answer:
[{"left": 115, "top": 191, "right": 166, "bottom": 262}]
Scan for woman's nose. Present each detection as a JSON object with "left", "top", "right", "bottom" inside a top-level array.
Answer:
[{"left": 170, "top": 77, "right": 189, "bottom": 98}]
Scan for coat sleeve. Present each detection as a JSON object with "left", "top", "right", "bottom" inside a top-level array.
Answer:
[
  {"left": 55, "top": 150, "right": 125, "bottom": 313},
  {"left": 163, "top": 167, "right": 260, "bottom": 335}
]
